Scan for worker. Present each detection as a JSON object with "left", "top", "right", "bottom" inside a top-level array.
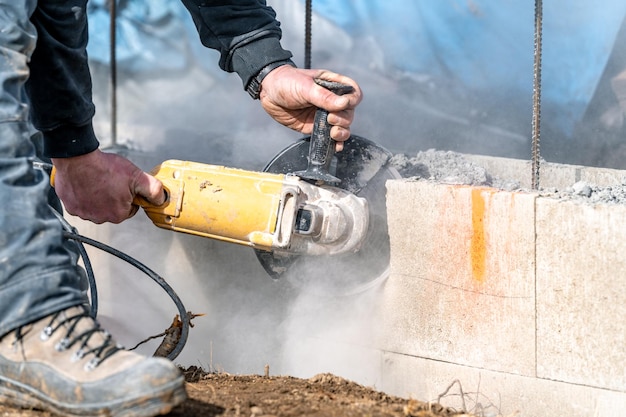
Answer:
[{"left": 0, "top": 1, "right": 362, "bottom": 416}]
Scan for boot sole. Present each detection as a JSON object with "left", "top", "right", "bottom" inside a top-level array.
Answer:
[{"left": 0, "top": 374, "right": 187, "bottom": 417}]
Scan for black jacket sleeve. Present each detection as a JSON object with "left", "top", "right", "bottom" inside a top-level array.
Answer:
[
  {"left": 179, "top": 0, "right": 294, "bottom": 90},
  {"left": 27, "top": 0, "right": 292, "bottom": 158},
  {"left": 26, "top": 0, "right": 99, "bottom": 158}
]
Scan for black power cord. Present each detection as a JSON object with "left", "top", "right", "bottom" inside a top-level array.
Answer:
[{"left": 61, "top": 230, "right": 189, "bottom": 361}]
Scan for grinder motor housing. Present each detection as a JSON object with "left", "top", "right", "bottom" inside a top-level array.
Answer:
[{"left": 138, "top": 159, "right": 369, "bottom": 257}]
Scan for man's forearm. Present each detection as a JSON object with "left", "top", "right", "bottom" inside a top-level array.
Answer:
[{"left": 27, "top": 0, "right": 294, "bottom": 159}]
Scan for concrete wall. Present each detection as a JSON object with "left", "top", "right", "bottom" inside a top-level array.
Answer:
[{"left": 381, "top": 158, "right": 626, "bottom": 417}]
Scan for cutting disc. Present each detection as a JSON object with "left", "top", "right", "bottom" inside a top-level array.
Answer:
[{"left": 255, "top": 135, "right": 400, "bottom": 295}]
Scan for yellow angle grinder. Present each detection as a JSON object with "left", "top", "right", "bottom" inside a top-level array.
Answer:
[
  {"left": 138, "top": 81, "right": 398, "bottom": 293},
  {"left": 136, "top": 159, "right": 370, "bottom": 259}
]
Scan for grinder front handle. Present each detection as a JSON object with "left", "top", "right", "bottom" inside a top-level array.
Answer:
[{"left": 294, "top": 79, "right": 354, "bottom": 184}]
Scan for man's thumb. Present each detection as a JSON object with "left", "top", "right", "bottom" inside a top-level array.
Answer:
[{"left": 134, "top": 172, "right": 165, "bottom": 207}]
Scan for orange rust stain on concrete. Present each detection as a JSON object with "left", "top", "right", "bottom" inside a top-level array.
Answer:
[{"left": 470, "top": 188, "right": 487, "bottom": 282}]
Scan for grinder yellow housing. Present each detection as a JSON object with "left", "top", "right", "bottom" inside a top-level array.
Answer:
[
  {"left": 140, "top": 160, "right": 296, "bottom": 250},
  {"left": 139, "top": 160, "right": 369, "bottom": 256}
]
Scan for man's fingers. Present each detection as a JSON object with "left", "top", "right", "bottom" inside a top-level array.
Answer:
[
  {"left": 328, "top": 109, "right": 354, "bottom": 128},
  {"left": 330, "top": 125, "right": 351, "bottom": 142},
  {"left": 312, "top": 71, "right": 363, "bottom": 109}
]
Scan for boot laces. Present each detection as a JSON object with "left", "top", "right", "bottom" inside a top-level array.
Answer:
[{"left": 37, "top": 307, "right": 123, "bottom": 371}]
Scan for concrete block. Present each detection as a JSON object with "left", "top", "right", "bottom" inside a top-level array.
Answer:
[
  {"left": 536, "top": 198, "right": 626, "bottom": 391},
  {"left": 465, "top": 154, "right": 532, "bottom": 187},
  {"left": 539, "top": 163, "right": 582, "bottom": 189},
  {"left": 465, "top": 154, "right": 626, "bottom": 189},
  {"left": 580, "top": 166, "right": 626, "bottom": 187},
  {"left": 381, "top": 351, "right": 626, "bottom": 417},
  {"left": 464, "top": 154, "right": 582, "bottom": 189},
  {"left": 382, "top": 180, "right": 536, "bottom": 375}
]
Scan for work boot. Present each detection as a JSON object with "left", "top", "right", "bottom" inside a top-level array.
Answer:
[{"left": 0, "top": 305, "right": 187, "bottom": 417}]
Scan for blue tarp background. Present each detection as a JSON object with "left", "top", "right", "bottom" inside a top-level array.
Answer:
[
  {"left": 87, "top": 0, "right": 194, "bottom": 72},
  {"left": 86, "top": 1, "right": 626, "bottom": 142},
  {"left": 311, "top": 1, "right": 626, "bottom": 136}
]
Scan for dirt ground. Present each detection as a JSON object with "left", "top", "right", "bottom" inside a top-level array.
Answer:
[{"left": 0, "top": 367, "right": 476, "bottom": 417}]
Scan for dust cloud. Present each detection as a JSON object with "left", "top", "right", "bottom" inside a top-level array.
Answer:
[{"left": 80, "top": 0, "right": 626, "bottom": 390}]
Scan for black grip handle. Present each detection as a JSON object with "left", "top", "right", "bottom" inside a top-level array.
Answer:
[{"left": 295, "top": 79, "right": 354, "bottom": 184}]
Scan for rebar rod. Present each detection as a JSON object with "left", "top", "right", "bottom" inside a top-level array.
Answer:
[
  {"left": 531, "top": 0, "right": 543, "bottom": 190},
  {"left": 304, "top": 0, "right": 312, "bottom": 69},
  {"left": 109, "top": 0, "right": 118, "bottom": 146}
]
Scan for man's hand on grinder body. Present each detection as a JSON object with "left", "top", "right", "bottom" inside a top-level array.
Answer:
[{"left": 51, "top": 149, "right": 164, "bottom": 224}]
